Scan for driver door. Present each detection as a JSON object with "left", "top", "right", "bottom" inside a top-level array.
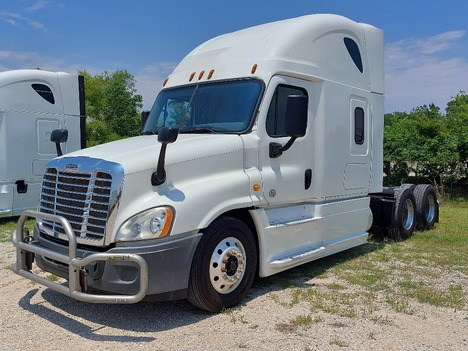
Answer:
[{"left": 256, "top": 75, "right": 325, "bottom": 274}]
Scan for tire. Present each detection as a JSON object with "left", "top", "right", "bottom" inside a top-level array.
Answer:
[
  {"left": 413, "top": 184, "right": 438, "bottom": 230},
  {"left": 391, "top": 187, "right": 416, "bottom": 241},
  {"left": 187, "top": 217, "right": 257, "bottom": 312}
]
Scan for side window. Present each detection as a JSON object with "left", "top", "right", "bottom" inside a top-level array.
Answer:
[
  {"left": 344, "top": 37, "right": 363, "bottom": 73},
  {"left": 266, "top": 85, "right": 307, "bottom": 137},
  {"left": 32, "top": 83, "right": 55, "bottom": 104},
  {"left": 354, "top": 107, "right": 365, "bottom": 145}
]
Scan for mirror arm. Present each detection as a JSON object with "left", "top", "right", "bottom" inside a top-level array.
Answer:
[
  {"left": 151, "top": 144, "right": 168, "bottom": 186},
  {"left": 151, "top": 127, "right": 179, "bottom": 186},
  {"left": 55, "top": 143, "right": 64, "bottom": 157}
]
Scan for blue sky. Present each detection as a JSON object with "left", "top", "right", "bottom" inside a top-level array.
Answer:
[{"left": 1, "top": 0, "right": 468, "bottom": 113}]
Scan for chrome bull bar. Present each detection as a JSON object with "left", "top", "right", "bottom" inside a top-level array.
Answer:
[{"left": 12, "top": 210, "right": 148, "bottom": 304}]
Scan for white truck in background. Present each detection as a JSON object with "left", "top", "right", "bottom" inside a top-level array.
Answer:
[
  {"left": 0, "top": 69, "right": 85, "bottom": 217},
  {"left": 13, "top": 14, "right": 438, "bottom": 312}
]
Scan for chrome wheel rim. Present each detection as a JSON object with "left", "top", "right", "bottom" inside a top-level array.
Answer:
[
  {"left": 402, "top": 198, "right": 415, "bottom": 230},
  {"left": 209, "top": 237, "right": 246, "bottom": 294},
  {"left": 426, "top": 194, "right": 436, "bottom": 223}
]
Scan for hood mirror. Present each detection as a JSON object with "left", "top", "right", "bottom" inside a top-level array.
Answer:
[
  {"left": 151, "top": 127, "right": 179, "bottom": 186},
  {"left": 50, "top": 129, "right": 68, "bottom": 156}
]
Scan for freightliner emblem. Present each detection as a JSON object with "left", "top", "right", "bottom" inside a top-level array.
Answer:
[{"left": 65, "top": 164, "right": 80, "bottom": 172}]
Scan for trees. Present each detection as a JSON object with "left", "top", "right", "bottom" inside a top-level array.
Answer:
[
  {"left": 384, "top": 93, "right": 468, "bottom": 193},
  {"left": 446, "top": 92, "right": 468, "bottom": 179},
  {"left": 80, "top": 70, "right": 143, "bottom": 146}
]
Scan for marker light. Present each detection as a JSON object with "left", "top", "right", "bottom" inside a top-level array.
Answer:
[
  {"left": 163, "top": 78, "right": 169, "bottom": 87},
  {"left": 251, "top": 64, "right": 258, "bottom": 74},
  {"left": 253, "top": 184, "right": 261, "bottom": 192},
  {"left": 207, "top": 69, "right": 215, "bottom": 79},
  {"left": 189, "top": 72, "right": 196, "bottom": 82},
  {"left": 198, "top": 71, "right": 205, "bottom": 80}
]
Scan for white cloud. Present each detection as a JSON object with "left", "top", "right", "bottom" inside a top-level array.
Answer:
[
  {"left": 0, "top": 49, "right": 80, "bottom": 73},
  {"left": 27, "top": 0, "right": 50, "bottom": 12},
  {"left": 134, "top": 62, "right": 177, "bottom": 110},
  {"left": 0, "top": 10, "right": 46, "bottom": 31},
  {"left": 385, "top": 30, "right": 468, "bottom": 112}
]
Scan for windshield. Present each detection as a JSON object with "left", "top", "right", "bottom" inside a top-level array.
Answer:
[{"left": 143, "top": 79, "right": 263, "bottom": 134}]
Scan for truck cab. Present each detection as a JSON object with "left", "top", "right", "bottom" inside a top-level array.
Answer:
[
  {"left": 13, "top": 14, "right": 437, "bottom": 312},
  {"left": 0, "top": 69, "right": 85, "bottom": 217}
]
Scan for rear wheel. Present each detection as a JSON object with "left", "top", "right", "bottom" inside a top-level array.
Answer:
[
  {"left": 391, "top": 188, "right": 416, "bottom": 241},
  {"left": 187, "top": 217, "right": 257, "bottom": 312},
  {"left": 414, "top": 184, "right": 438, "bottom": 230}
]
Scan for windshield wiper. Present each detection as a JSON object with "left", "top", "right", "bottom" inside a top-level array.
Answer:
[
  {"left": 180, "top": 127, "right": 216, "bottom": 134},
  {"left": 141, "top": 130, "right": 158, "bottom": 135}
]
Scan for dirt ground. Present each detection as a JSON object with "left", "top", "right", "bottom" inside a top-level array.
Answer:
[{"left": 1, "top": 241, "right": 467, "bottom": 351}]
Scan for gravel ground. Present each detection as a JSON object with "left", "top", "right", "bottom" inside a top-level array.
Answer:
[{"left": 1, "top": 241, "right": 467, "bottom": 351}]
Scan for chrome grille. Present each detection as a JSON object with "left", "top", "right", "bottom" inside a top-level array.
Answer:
[{"left": 39, "top": 167, "right": 113, "bottom": 244}]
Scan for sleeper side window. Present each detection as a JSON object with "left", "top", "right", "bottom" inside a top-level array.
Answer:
[
  {"left": 32, "top": 83, "right": 55, "bottom": 104},
  {"left": 344, "top": 37, "right": 363, "bottom": 73},
  {"left": 354, "top": 107, "right": 365, "bottom": 145},
  {"left": 266, "top": 85, "right": 307, "bottom": 137}
]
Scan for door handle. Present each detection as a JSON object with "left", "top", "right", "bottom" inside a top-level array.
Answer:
[{"left": 305, "top": 169, "right": 312, "bottom": 190}]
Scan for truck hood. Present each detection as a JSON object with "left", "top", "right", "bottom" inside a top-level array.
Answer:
[{"left": 63, "top": 134, "right": 245, "bottom": 175}]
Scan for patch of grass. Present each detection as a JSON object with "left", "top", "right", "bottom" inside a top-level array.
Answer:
[
  {"left": 46, "top": 274, "right": 60, "bottom": 282},
  {"left": 265, "top": 199, "right": 467, "bottom": 318},
  {"left": 369, "top": 314, "right": 395, "bottom": 326},
  {"left": 291, "top": 288, "right": 366, "bottom": 318},
  {"left": 343, "top": 266, "right": 390, "bottom": 292},
  {"left": 0, "top": 218, "right": 36, "bottom": 243},
  {"left": 222, "top": 306, "right": 249, "bottom": 324},
  {"left": 276, "top": 314, "right": 324, "bottom": 334},
  {"left": 230, "top": 314, "right": 248, "bottom": 324},
  {"left": 326, "top": 282, "right": 347, "bottom": 290},
  {"left": 292, "top": 314, "right": 323, "bottom": 327},
  {"left": 385, "top": 296, "right": 416, "bottom": 315},
  {"left": 293, "top": 314, "right": 313, "bottom": 327},
  {"left": 2, "top": 264, "right": 13, "bottom": 271},
  {"left": 398, "top": 281, "right": 466, "bottom": 310},
  {"left": 329, "top": 338, "right": 348, "bottom": 347}
]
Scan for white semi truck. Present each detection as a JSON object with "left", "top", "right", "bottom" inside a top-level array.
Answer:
[
  {"left": 13, "top": 14, "right": 438, "bottom": 312},
  {"left": 0, "top": 69, "right": 85, "bottom": 217}
]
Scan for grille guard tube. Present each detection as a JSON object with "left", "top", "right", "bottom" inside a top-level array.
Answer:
[{"left": 12, "top": 210, "right": 149, "bottom": 304}]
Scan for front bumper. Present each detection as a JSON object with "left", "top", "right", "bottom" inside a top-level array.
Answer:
[{"left": 12, "top": 210, "right": 201, "bottom": 304}]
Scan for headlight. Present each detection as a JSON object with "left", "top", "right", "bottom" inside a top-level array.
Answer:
[{"left": 116, "top": 207, "right": 174, "bottom": 242}]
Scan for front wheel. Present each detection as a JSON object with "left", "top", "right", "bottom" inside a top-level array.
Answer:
[{"left": 187, "top": 217, "right": 257, "bottom": 312}]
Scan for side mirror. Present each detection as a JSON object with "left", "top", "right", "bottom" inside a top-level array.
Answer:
[
  {"left": 151, "top": 127, "right": 179, "bottom": 186},
  {"left": 269, "top": 95, "right": 308, "bottom": 158},
  {"left": 157, "top": 127, "right": 179, "bottom": 144},
  {"left": 50, "top": 129, "right": 68, "bottom": 156},
  {"left": 285, "top": 95, "right": 308, "bottom": 137},
  {"left": 141, "top": 110, "right": 150, "bottom": 132}
]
